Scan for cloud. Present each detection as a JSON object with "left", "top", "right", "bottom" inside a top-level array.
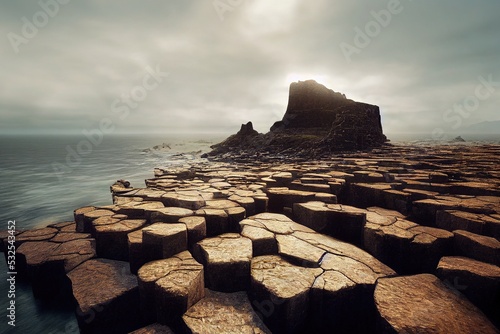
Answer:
[{"left": 1, "top": 0, "right": 499, "bottom": 137}]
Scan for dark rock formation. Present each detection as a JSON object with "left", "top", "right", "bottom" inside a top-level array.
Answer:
[
  {"left": 270, "top": 80, "right": 350, "bottom": 131},
  {"left": 209, "top": 80, "right": 387, "bottom": 157},
  {"left": 452, "top": 135, "right": 466, "bottom": 142},
  {"left": 209, "top": 121, "right": 265, "bottom": 154}
]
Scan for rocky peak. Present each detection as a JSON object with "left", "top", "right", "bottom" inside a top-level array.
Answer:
[
  {"left": 209, "top": 79, "right": 388, "bottom": 158},
  {"left": 286, "top": 80, "right": 348, "bottom": 113},
  {"left": 237, "top": 122, "right": 258, "bottom": 137},
  {"left": 271, "top": 80, "right": 355, "bottom": 131}
]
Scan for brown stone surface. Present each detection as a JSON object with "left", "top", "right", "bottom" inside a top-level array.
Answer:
[
  {"left": 293, "top": 201, "right": 366, "bottom": 246},
  {"left": 364, "top": 207, "right": 454, "bottom": 274},
  {"left": 8, "top": 143, "right": 500, "bottom": 332},
  {"left": 67, "top": 258, "right": 140, "bottom": 333},
  {"left": 178, "top": 216, "right": 207, "bottom": 247},
  {"left": 148, "top": 207, "right": 194, "bottom": 223},
  {"left": 183, "top": 289, "right": 271, "bottom": 334},
  {"left": 137, "top": 251, "right": 204, "bottom": 324},
  {"left": 266, "top": 188, "right": 317, "bottom": 213},
  {"left": 437, "top": 256, "right": 500, "bottom": 325},
  {"left": 94, "top": 219, "right": 147, "bottom": 261},
  {"left": 375, "top": 274, "right": 498, "bottom": 334},
  {"left": 250, "top": 255, "right": 321, "bottom": 334},
  {"left": 454, "top": 230, "right": 500, "bottom": 266},
  {"left": 129, "top": 323, "right": 176, "bottom": 334},
  {"left": 240, "top": 213, "right": 394, "bottom": 333},
  {"left": 143, "top": 223, "right": 188, "bottom": 261},
  {"left": 437, "top": 209, "right": 500, "bottom": 239},
  {"left": 193, "top": 233, "right": 252, "bottom": 292}
]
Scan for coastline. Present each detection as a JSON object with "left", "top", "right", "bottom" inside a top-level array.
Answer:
[{"left": 1, "top": 142, "right": 499, "bottom": 333}]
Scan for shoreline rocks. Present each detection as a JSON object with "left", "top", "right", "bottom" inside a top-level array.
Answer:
[{"left": 1, "top": 143, "right": 500, "bottom": 333}]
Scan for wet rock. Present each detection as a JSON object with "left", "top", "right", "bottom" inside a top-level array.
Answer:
[
  {"left": 16, "top": 237, "right": 96, "bottom": 300},
  {"left": 182, "top": 289, "right": 271, "bottom": 334},
  {"left": 193, "top": 234, "right": 252, "bottom": 292},
  {"left": 14, "top": 227, "right": 58, "bottom": 245},
  {"left": 137, "top": 251, "right": 204, "bottom": 325},
  {"left": 67, "top": 258, "right": 141, "bottom": 334},
  {"left": 374, "top": 274, "right": 498, "bottom": 334}
]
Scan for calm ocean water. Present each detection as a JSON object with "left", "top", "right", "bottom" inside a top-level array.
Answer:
[{"left": 0, "top": 134, "right": 214, "bottom": 334}]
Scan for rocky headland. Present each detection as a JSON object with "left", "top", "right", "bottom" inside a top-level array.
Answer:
[
  {"left": 208, "top": 80, "right": 388, "bottom": 159},
  {"left": 2, "top": 82, "right": 500, "bottom": 334}
]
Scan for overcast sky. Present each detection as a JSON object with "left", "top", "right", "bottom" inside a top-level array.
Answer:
[{"left": 1, "top": 0, "right": 499, "bottom": 138}]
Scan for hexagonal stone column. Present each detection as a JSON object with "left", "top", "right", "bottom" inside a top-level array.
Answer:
[
  {"left": 137, "top": 251, "right": 204, "bottom": 324},
  {"left": 183, "top": 290, "right": 271, "bottom": 334},
  {"left": 142, "top": 223, "right": 188, "bottom": 261},
  {"left": 374, "top": 274, "right": 498, "bottom": 333},
  {"left": 193, "top": 233, "right": 252, "bottom": 292},
  {"left": 67, "top": 259, "right": 140, "bottom": 333},
  {"left": 250, "top": 255, "right": 322, "bottom": 334}
]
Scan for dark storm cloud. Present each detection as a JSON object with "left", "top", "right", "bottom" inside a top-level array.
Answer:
[{"left": 1, "top": 0, "right": 499, "bottom": 137}]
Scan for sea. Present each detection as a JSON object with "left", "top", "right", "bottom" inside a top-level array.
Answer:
[
  {"left": 0, "top": 134, "right": 217, "bottom": 334},
  {"left": 0, "top": 133, "right": 499, "bottom": 334}
]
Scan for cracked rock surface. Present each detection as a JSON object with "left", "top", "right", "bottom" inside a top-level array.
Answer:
[{"left": 2, "top": 144, "right": 500, "bottom": 333}]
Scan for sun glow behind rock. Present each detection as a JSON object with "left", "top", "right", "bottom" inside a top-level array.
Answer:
[{"left": 286, "top": 73, "right": 329, "bottom": 86}]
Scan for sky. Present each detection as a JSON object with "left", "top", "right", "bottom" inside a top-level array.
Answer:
[{"left": 0, "top": 0, "right": 499, "bottom": 138}]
